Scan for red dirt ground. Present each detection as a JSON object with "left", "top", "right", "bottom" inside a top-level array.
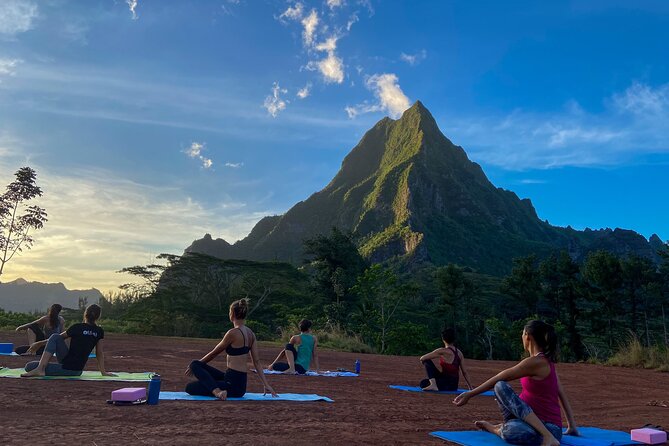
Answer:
[{"left": 1, "top": 330, "right": 667, "bottom": 445}]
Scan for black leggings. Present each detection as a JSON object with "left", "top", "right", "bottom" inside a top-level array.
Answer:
[
  {"left": 420, "top": 360, "right": 458, "bottom": 391},
  {"left": 185, "top": 360, "right": 247, "bottom": 398},
  {"left": 271, "top": 343, "right": 307, "bottom": 374},
  {"left": 15, "top": 324, "right": 46, "bottom": 355}
]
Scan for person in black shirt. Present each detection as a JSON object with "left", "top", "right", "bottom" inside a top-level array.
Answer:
[{"left": 21, "top": 304, "right": 114, "bottom": 378}]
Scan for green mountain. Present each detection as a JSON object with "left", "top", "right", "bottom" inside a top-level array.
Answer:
[{"left": 186, "top": 101, "right": 662, "bottom": 274}]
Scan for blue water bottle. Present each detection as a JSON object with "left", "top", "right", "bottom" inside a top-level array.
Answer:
[
  {"left": 147, "top": 374, "right": 161, "bottom": 405},
  {"left": 355, "top": 359, "right": 361, "bottom": 374}
]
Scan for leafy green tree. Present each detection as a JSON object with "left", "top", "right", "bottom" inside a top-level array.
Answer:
[
  {"left": 556, "top": 251, "right": 585, "bottom": 360},
  {"left": 500, "top": 255, "right": 541, "bottom": 317},
  {"left": 582, "top": 251, "right": 623, "bottom": 350},
  {"left": 621, "top": 255, "right": 656, "bottom": 336},
  {"left": 0, "top": 167, "right": 48, "bottom": 280}
]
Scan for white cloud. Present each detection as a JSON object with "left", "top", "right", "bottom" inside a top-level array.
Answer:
[
  {"left": 126, "top": 0, "right": 139, "bottom": 20},
  {"left": 400, "top": 49, "right": 427, "bottom": 66},
  {"left": 0, "top": 58, "right": 22, "bottom": 79},
  {"left": 347, "top": 73, "right": 410, "bottom": 119},
  {"left": 315, "top": 36, "right": 338, "bottom": 52},
  {"left": 263, "top": 82, "right": 288, "bottom": 117},
  {"left": 297, "top": 83, "right": 311, "bottom": 99},
  {"left": 225, "top": 162, "right": 244, "bottom": 168},
  {"left": 327, "top": 0, "right": 344, "bottom": 10},
  {"left": 307, "top": 52, "right": 344, "bottom": 84},
  {"left": 184, "top": 142, "right": 213, "bottom": 169},
  {"left": 613, "top": 81, "right": 669, "bottom": 115},
  {"left": 0, "top": 0, "right": 38, "bottom": 36},
  {"left": 279, "top": 2, "right": 304, "bottom": 21},
  {"left": 301, "top": 9, "right": 319, "bottom": 46},
  {"left": 346, "top": 13, "right": 359, "bottom": 31}
]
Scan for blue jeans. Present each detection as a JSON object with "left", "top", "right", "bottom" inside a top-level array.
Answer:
[
  {"left": 494, "top": 381, "right": 562, "bottom": 446},
  {"left": 24, "top": 334, "right": 82, "bottom": 376}
]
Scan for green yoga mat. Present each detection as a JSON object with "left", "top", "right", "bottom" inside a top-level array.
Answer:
[{"left": 0, "top": 367, "right": 154, "bottom": 382}]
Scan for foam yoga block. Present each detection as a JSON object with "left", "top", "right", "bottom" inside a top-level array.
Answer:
[
  {"left": 111, "top": 387, "right": 147, "bottom": 402},
  {"left": 389, "top": 385, "right": 495, "bottom": 396},
  {"left": 0, "top": 343, "right": 13, "bottom": 354},
  {"left": 631, "top": 428, "right": 667, "bottom": 444}
]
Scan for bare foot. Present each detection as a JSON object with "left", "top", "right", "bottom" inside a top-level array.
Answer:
[
  {"left": 213, "top": 389, "right": 227, "bottom": 401},
  {"left": 474, "top": 421, "right": 502, "bottom": 437},
  {"left": 21, "top": 369, "right": 45, "bottom": 378},
  {"left": 421, "top": 382, "right": 439, "bottom": 392},
  {"left": 282, "top": 368, "right": 296, "bottom": 374},
  {"left": 267, "top": 364, "right": 274, "bottom": 371}
]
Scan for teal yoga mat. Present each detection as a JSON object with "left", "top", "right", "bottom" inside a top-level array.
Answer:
[
  {"left": 389, "top": 385, "right": 495, "bottom": 396},
  {"left": 0, "top": 367, "right": 154, "bottom": 382},
  {"left": 430, "top": 428, "right": 641, "bottom": 446},
  {"left": 159, "top": 391, "right": 334, "bottom": 403}
]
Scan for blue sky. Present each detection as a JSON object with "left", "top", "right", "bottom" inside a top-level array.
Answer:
[{"left": 0, "top": 0, "right": 667, "bottom": 290}]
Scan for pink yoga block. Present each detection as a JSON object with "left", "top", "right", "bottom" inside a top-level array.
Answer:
[
  {"left": 631, "top": 428, "right": 667, "bottom": 444},
  {"left": 111, "top": 387, "right": 147, "bottom": 402}
]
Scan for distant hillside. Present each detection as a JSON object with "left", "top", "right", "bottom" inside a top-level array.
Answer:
[
  {"left": 186, "top": 101, "right": 664, "bottom": 274},
  {"left": 0, "top": 279, "right": 103, "bottom": 313}
]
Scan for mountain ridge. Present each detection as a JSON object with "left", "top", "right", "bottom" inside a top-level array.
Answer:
[
  {"left": 0, "top": 278, "right": 103, "bottom": 313},
  {"left": 185, "top": 101, "right": 664, "bottom": 273}
]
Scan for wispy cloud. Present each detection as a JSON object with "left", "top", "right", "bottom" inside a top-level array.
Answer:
[
  {"left": 327, "top": 0, "right": 344, "bottom": 10},
  {"left": 0, "top": 156, "right": 268, "bottom": 290},
  {"left": 297, "top": 83, "right": 311, "bottom": 99},
  {"left": 126, "top": 0, "right": 139, "bottom": 20},
  {"left": 221, "top": 0, "right": 242, "bottom": 16},
  {"left": 346, "top": 73, "right": 410, "bottom": 119},
  {"left": 263, "top": 82, "right": 288, "bottom": 117},
  {"left": 0, "top": 58, "right": 22, "bottom": 79},
  {"left": 346, "top": 13, "right": 358, "bottom": 31},
  {"left": 400, "top": 49, "right": 427, "bottom": 66},
  {"left": 278, "top": 2, "right": 304, "bottom": 21},
  {"left": 225, "top": 162, "right": 244, "bottom": 168},
  {"left": 184, "top": 142, "right": 213, "bottom": 169},
  {"left": 301, "top": 9, "right": 319, "bottom": 46},
  {"left": 444, "top": 82, "right": 669, "bottom": 169},
  {"left": 0, "top": 0, "right": 38, "bottom": 37}
]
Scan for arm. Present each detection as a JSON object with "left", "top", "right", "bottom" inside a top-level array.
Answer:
[
  {"left": 26, "top": 328, "right": 69, "bottom": 355},
  {"left": 249, "top": 332, "right": 278, "bottom": 397},
  {"left": 458, "top": 351, "right": 473, "bottom": 390},
  {"left": 419, "top": 348, "right": 443, "bottom": 362},
  {"left": 312, "top": 336, "right": 319, "bottom": 373},
  {"left": 453, "top": 356, "right": 544, "bottom": 406},
  {"left": 95, "top": 339, "right": 115, "bottom": 376},
  {"left": 557, "top": 373, "right": 579, "bottom": 435},
  {"left": 16, "top": 316, "right": 46, "bottom": 331},
  {"left": 200, "top": 330, "right": 234, "bottom": 364}
]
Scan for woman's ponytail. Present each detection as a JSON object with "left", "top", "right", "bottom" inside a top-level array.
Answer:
[{"left": 524, "top": 320, "right": 558, "bottom": 362}]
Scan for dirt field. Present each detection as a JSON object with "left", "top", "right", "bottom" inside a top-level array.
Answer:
[{"left": 1, "top": 330, "right": 667, "bottom": 445}]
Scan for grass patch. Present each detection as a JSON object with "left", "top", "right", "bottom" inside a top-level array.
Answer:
[{"left": 607, "top": 336, "right": 669, "bottom": 372}]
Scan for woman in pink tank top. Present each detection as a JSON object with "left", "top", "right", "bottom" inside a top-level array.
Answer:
[{"left": 453, "top": 320, "right": 580, "bottom": 446}]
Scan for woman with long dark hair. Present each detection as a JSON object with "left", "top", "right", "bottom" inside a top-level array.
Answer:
[
  {"left": 419, "top": 327, "right": 472, "bottom": 391},
  {"left": 21, "top": 304, "right": 113, "bottom": 377},
  {"left": 453, "top": 320, "right": 579, "bottom": 446},
  {"left": 15, "top": 304, "right": 65, "bottom": 355},
  {"left": 184, "top": 298, "right": 277, "bottom": 400}
]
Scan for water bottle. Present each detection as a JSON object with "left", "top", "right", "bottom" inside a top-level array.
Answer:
[
  {"left": 355, "top": 359, "right": 360, "bottom": 374},
  {"left": 147, "top": 374, "right": 161, "bottom": 405}
]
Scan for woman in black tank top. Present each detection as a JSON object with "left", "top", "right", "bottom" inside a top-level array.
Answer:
[{"left": 184, "top": 298, "right": 277, "bottom": 400}]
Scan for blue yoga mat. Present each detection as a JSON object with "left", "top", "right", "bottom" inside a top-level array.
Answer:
[
  {"left": 159, "top": 391, "right": 334, "bottom": 403},
  {"left": 430, "top": 428, "right": 641, "bottom": 446},
  {"left": 0, "top": 352, "right": 19, "bottom": 356},
  {"left": 389, "top": 385, "right": 495, "bottom": 396},
  {"left": 0, "top": 352, "right": 95, "bottom": 358},
  {"left": 430, "top": 430, "right": 508, "bottom": 445}
]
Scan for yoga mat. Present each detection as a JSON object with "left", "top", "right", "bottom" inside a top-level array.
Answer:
[
  {"left": 430, "top": 431, "right": 508, "bottom": 445},
  {"left": 0, "top": 367, "right": 154, "bottom": 382},
  {"left": 264, "top": 369, "right": 358, "bottom": 377},
  {"left": 389, "top": 385, "right": 495, "bottom": 397},
  {"left": 561, "top": 427, "right": 642, "bottom": 446},
  {"left": 430, "top": 428, "right": 642, "bottom": 446},
  {"left": 0, "top": 352, "right": 95, "bottom": 357},
  {"left": 0, "top": 352, "right": 19, "bottom": 356},
  {"left": 159, "top": 391, "right": 334, "bottom": 403}
]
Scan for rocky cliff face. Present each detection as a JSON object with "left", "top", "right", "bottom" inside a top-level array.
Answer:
[{"left": 185, "top": 101, "right": 663, "bottom": 274}]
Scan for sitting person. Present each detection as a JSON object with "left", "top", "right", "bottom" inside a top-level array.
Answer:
[
  {"left": 21, "top": 304, "right": 113, "bottom": 377},
  {"left": 268, "top": 319, "right": 319, "bottom": 374},
  {"left": 453, "top": 320, "right": 579, "bottom": 446},
  {"left": 185, "top": 298, "right": 277, "bottom": 400},
  {"left": 419, "top": 327, "right": 472, "bottom": 391},
  {"left": 15, "top": 304, "right": 65, "bottom": 355}
]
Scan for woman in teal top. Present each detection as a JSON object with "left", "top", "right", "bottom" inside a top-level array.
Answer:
[{"left": 268, "top": 319, "right": 319, "bottom": 374}]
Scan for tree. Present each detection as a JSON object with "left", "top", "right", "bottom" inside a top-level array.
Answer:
[
  {"left": 500, "top": 255, "right": 541, "bottom": 317},
  {"left": 0, "top": 167, "right": 48, "bottom": 280},
  {"left": 621, "top": 255, "right": 655, "bottom": 336},
  {"left": 582, "top": 251, "right": 623, "bottom": 350}
]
